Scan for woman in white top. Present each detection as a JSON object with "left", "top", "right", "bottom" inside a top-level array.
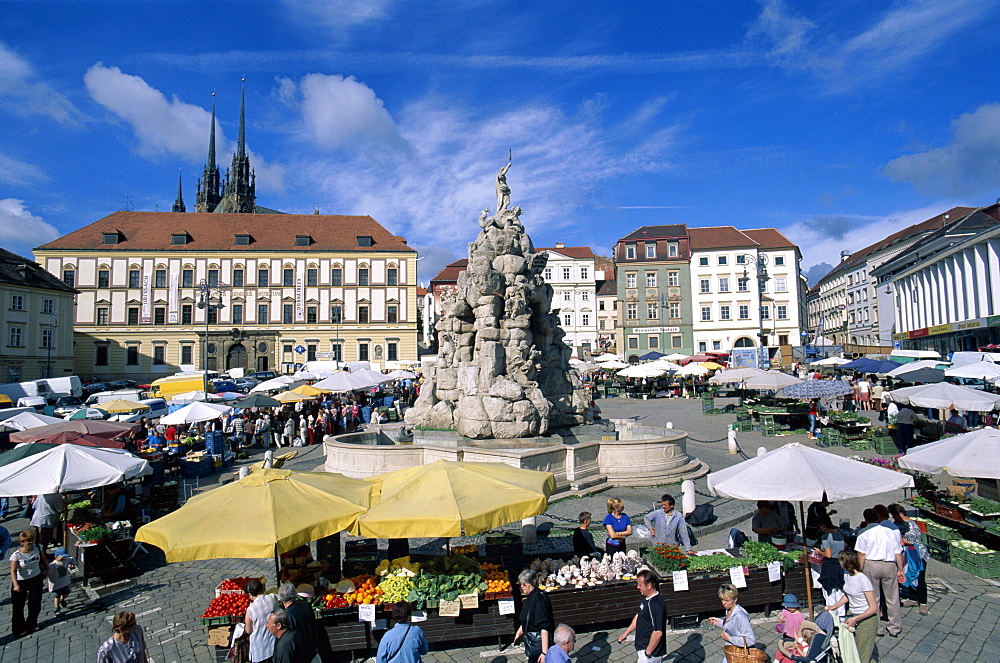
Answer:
[
  {"left": 827, "top": 550, "right": 878, "bottom": 663},
  {"left": 9, "top": 529, "right": 47, "bottom": 637},
  {"left": 244, "top": 578, "right": 279, "bottom": 663}
]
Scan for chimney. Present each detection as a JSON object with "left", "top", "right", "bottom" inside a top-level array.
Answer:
[
  {"left": 840, "top": 250, "right": 851, "bottom": 262},
  {"left": 555, "top": 242, "right": 564, "bottom": 249}
]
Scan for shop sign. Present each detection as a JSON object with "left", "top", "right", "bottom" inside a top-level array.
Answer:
[
  {"left": 988, "top": 315, "right": 1000, "bottom": 327},
  {"left": 909, "top": 328, "right": 929, "bottom": 338},
  {"left": 634, "top": 326, "right": 680, "bottom": 334},
  {"left": 928, "top": 324, "right": 953, "bottom": 335},
  {"left": 957, "top": 319, "right": 984, "bottom": 330}
]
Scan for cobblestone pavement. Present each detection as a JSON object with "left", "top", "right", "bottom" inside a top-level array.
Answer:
[{"left": 2, "top": 397, "right": 997, "bottom": 662}]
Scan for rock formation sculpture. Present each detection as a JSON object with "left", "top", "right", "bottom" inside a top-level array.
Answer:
[{"left": 405, "top": 164, "right": 591, "bottom": 438}]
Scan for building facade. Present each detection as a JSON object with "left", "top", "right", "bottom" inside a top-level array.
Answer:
[
  {"left": 0, "top": 249, "right": 77, "bottom": 382},
  {"left": 537, "top": 244, "right": 599, "bottom": 357},
  {"left": 594, "top": 255, "right": 618, "bottom": 355},
  {"left": 34, "top": 212, "right": 419, "bottom": 381}
]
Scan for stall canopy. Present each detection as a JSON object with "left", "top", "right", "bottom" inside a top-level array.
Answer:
[
  {"left": 677, "top": 364, "right": 709, "bottom": 377},
  {"left": 250, "top": 376, "right": 303, "bottom": 393},
  {"left": 898, "top": 427, "right": 1000, "bottom": 479},
  {"left": 386, "top": 369, "right": 417, "bottom": 380},
  {"left": 839, "top": 358, "right": 902, "bottom": 374},
  {"left": 353, "top": 460, "right": 556, "bottom": 539},
  {"left": 598, "top": 360, "right": 629, "bottom": 370},
  {"left": 809, "top": 357, "right": 852, "bottom": 367},
  {"left": 290, "top": 384, "right": 331, "bottom": 397},
  {"left": 617, "top": 364, "right": 668, "bottom": 379},
  {"left": 135, "top": 468, "right": 377, "bottom": 562},
  {"left": 638, "top": 351, "right": 666, "bottom": 361},
  {"left": 233, "top": 393, "right": 282, "bottom": 409},
  {"left": 9, "top": 420, "right": 138, "bottom": 444},
  {"left": 708, "top": 367, "right": 766, "bottom": 384},
  {"left": 743, "top": 371, "right": 803, "bottom": 391},
  {"left": 0, "top": 442, "right": 56, "bottom": 468},
  {"left": 0, "top": 411, "right": 63, "bottom": 431},
  {"left": 171, "top": 391, "right": 223, "bottom": 403},
  {"left": 664, "top": 353, "right": 690, "bottom": 361},
  {"left": 887, "top": 360, "right": 949, "bottom": 377},
  {"left": 886, "top": 383, "right": 1000, "bottom": 412},
  {"left": 699, "top": 362, "right": 725, "bottom": 371},
  {"left": 592, "top": 353, "right": 622, "bottom": 362},
  {"left": 67, "top": 407, "right": 111, "bottom": 420},
  {"left": 352, "top": 369, "right": 394, "bottom": 385},
  {"left": 780, "top": 380, "right": 855, "bottom": 399},
  {"left": 312, "top": 372, "right": 378, "bottom": 393},
  {"left": 39, "top": 431, "right": 126, "bottom": 449},
  {"left": 647, "top": 360, "right": 683, "bottom": 373},
  {"left": 274, "top": 390, "right": 313, "bottom": 404},
  {"left": 159, "top": 401, "right": 232, "bottom": 425},
  {"left": 0, "top": 444, "right": 151, "bottom": 496},
  {"left": 889, "top": 367, "right": 945, "bottom": 384},
  {"left": 97, "top": 398, "right": 149, "bottom": 414},
  {"left": 944, "top": 362, "right": 1000, "bottom": 380}
]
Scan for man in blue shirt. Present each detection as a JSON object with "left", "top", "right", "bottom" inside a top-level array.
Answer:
[
  {"left": 643, "top": 494, "right": 693, "bottom": 551},
  {"left": 377, "top": 602, "right": 428, "bottom": 663},
  {"left": 545, "top": 624, "right": 575, "bottom": 663}
]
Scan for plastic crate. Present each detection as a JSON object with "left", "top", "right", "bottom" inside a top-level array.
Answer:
[
  {"left": 959, "top": 507, "right": 1000, "bottom": 527},
  {"left": 935, "top": 503, "right": 963, "bottom": 522},
  {"left": 849, "top": 439, "right": 874, "bottom": 451},
  {"left": 949, "top": 542, "right": 1000, "bottom": 579},
  {"left": 924, "top": 520, "right": 961, "bottom": 541},
  {"left": 345, "top": 539, "right": 378, "bottom": 554},
  {"left": 874, "top": 438, "right": 899, "bottom": 456},
  {"left": 200, "top": 615, "right": 238, "bottom": 626},
  {"left": 484, "top": 591, "right": 513, "bottom": 601},
  {"left": 927, "top": 535, "right": 951, "bottom": 563}
]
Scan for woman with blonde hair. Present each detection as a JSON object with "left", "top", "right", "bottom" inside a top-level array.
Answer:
[
  {"left": 602, "top": 497, "right": 632, "bottom": 554},
  {"left": 9, "top": 529, "right": 47, "bottom": 637},
  {"left": 708, "top": 583, "right": 756, "bottom": 660}
]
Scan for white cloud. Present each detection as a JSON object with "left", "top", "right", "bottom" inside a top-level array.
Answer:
[
  {"left": 296, "top": 74, "right": 407, "bottom": 152},
  {"left": 83, "top": 64, "right": 286, "bottom": 193},
  {"left": 883, "top": 104, "right": 1000, "bottom": 197},
  {"left": 0, "top": 199, "right": 60, "bottom": 256},
  {"left": 0, "top": 152, "right": 47, "bottom": 187},
  {"left": 280, "top": 0, "right": 393, "bottom": 30},
  {"left": 0, "top": 42, "right": 80, "bottom": 123}
]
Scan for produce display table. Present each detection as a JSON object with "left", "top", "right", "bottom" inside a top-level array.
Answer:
[{"left": 68, "top": 530, "right": 137, "bottom": 586}]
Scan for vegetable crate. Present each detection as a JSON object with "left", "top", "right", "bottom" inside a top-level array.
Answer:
[
  {"left": 200, "top": 615, "right": 238, "bottom": 627},
  {"left": 923, "top": 520, "right": 961, "bottom": 541},
  {"left": 934, "top": 503, "right": 964, "bottom": 522},
  {"left": 874, "top": 437, "right": 899, "bottom": 456},
  {"left": 949, "top": 542, "right": 1000, "bottom": 579},
  {"left": 849, "top": 439, "right": 874, "bottom": 451},
  {"left": 959, "top": 507, "right": 1000, "bottom": 527},
  {"left": 926, "top": 535, "right": 951, "bottom": 563}
]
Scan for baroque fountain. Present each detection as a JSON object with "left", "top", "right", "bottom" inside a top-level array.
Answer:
[{"left": 323, "top": 164, "right": 708, "bottom": 493}]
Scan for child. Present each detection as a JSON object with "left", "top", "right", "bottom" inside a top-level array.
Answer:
[
  {"left": 776, "top": 593, "right": 805, "bottom": 641},
  {"left": 573, "top": 511, "right": 600, "bottom": 558},
  {"left": 47, "top": 547, "right": 75, "bottom": 616}
]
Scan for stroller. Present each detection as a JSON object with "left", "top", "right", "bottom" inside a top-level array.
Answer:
[{"left": 778, "top": 611, "right": 837, "bottom": 663}]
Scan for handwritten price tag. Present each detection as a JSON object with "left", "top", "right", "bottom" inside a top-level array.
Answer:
[
  {"left": 767, "top": 561, "right": 782, "bottom": 583},
  {"left": 438, "top": 599, "right": 461, "bottom": 617},
  {"left": 498, "top": 599, "right": 515, "bottom": 615},
  {"left": 459, "top": 593, "right": 479, "bottom": 609},
  {"left": 672, "top": 570, "right": 689, "bottom": 591},
  {"left": 729, "top": 566, "right": 747, "bottom": 588},
  {"left": 358, "top": 604, "right": 376, "bottom": 623},
  {"left": 410, "top": 609, "right": 427, "bottom": 622}
]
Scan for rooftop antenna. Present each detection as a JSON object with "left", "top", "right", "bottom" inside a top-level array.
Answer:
[
  {"left": 314, "top": 202, "right": 319, "bottom": 215},
  {"left": 119, "top": 193, "right": 134, "bottom": 211},
  {"left": 508, "top": 148, "right": 512, "bottom": 162}
]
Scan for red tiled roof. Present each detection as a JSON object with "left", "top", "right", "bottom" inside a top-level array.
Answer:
[
  {"left": 430, "top": 259, "right": 468, "bottom": 283},
  {"left": 416, "top": 286, "right": 428, "bottom": 296},
  {"left": 742, "top": 228, "right": 797, "bottom": 250},
  {"left": 688, "top": 226, "right": 759, "bottom": 250},
  {"left": 35, "top": 211, "right": 416, "bottom": 254},
  {"left": 621, "top": 224, "right": 687, "bottom": 240},
  {"left": 597, "top": 278, "right": 617, "bottom": 296}
]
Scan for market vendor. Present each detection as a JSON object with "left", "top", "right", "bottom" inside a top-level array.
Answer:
[
  {"left": 751, "top": 501, "right": 788, "bottom": 545},
  {"left": 278, "top": 545, "right": 324, "bottom": 586}
]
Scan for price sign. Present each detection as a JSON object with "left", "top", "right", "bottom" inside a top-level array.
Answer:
[
  {"left": 438, "top": 599, "right": 461, "bottom": 617},
  {"left": 459, "top": 593, "right": 479, "bottom": 609},
  {"left": 729, "top": 565, "right": 747, "bottom": 589},
  {"left": 373, "top": 619, "right": 387, "bottom": 631},
  {"left": 672, "top": 570, "right": 689, "bottom": 591},
  {"left": 358, "top": 604, "right": 376, "bottom": 622},
  {"left": 411, "top": 609, "right": 427, "bottom": 622},
  {"left": 767, "top": 561, "right": 782, "bottom": 583},
  {"left": 498, "top": 599, "right": 515, "bottom": 615}
]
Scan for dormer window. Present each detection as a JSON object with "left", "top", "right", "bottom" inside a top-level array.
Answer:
[
  {"left": 234, "top": 234, "right": 253, "bottom": 246},
  {"left": 294, "top": 235, "right": 313, "bottom": 246},
  {"left": 102, "top": 231, "right": 123, "bottom": 245},
  {"left": 171, "top": 232, "right": 190, "bottom": 245},
  {"left": 356, "top": 235, "right": 373, "bottom": 247}
]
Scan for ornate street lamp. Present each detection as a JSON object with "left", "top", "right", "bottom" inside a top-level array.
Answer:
[
  {"left": 196, "top": 279, "right": 228, "bottom": 400},
  {"left": 738, "top": 253, "right": 770, "bottom": 368}
]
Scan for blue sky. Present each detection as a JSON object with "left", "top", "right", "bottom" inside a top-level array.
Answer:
[{"left": 2, "top": 0, "right": 999, "bottom": 285}]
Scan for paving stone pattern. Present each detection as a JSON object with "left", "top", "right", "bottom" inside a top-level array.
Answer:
[{"left": 1, "top": 398, "right": 997, "bottom": 662}]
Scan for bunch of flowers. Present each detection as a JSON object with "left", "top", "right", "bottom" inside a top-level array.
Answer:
[
  {"left": 648, "top": 544, "right": 688, "bottom": 573},
  {"left": 849, "top": 455, "right": 900, "bottom": 471}
]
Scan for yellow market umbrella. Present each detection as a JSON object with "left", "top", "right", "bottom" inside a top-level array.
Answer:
[
  {"left": 353, "top": 459, "right": 556, "bottom": 538},
  {"left": 97, "top": 398, "right": 150, "bottom": 414},
  {"left": 699, "top": 361, "right": 724, "bottom": 370},
  {"left": 291, "top": 384, "right": 331, "bottom": 397},
  {"left": 273, "top": 390, "right": 312, "bottom": 403},
  {"left": 135, "top": 468, "right": 377, "bottom": 562}
]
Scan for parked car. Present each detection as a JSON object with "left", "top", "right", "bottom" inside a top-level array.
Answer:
[
  {"left": 247, "top": 371, "right": 279, "bottom": 382},
  {"left": 211, "top": 380, "right": 240, "bottom": 394},
  {"left": 110, "top": 379, "right": 139, "bottom": 390},
  {"left": 83, "top": 381, "right": 114, "bottom": 396},
  {"left": 231, "top": 378, "right": 258, "bottom": 393},
  {"left": 52, "top": 395, "right": 85, "bottom": 418}
]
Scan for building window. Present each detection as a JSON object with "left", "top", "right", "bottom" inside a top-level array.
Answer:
[
  {"left": 127, "top": 307, "right": 139, "bottom": 325},
  {"left": 356, "top": 235, "right": 373, "bottom": 247},
  {"left": 700, "top": 279, "right": 710, "bottom": 294},
  {"left": 737, "top": 277, "right": 749, "bottom": 292},
  {"left": 718, "top": 255, "right": 728, "bottom": 266},
  {"left": 98, "top": 269, "right": 110, "bottom": 288},
  {"left": 330, "top": 343, "right": 343, "bottom": 362},
  {"left": 760, "top": 306, "right": 770, "bottom": 320},
  {"left": 207, "top": 307, "right": 218, "bottom": 325},
  {"left": 283, "top": 269, "right": 294, "bottom": 287},
  {"left": 736, "top": 255, "right": 747, "bottom": 264},
  {"left": 155, "top": 269, "right": 167, "bottom": 288},
  {"left": 96, "top": 307, "right": 109, "bottom": 325},
  {"left": 307, "top": 344, "right": 317, "bottom": 361},
  {"left": 775, "top": 256, "right": 785, "bottom": 266},
  {"left": 543, "top": 267, "right": 552, "bottom": 280},
  {"left": 208, "top": 269, "right": 219, "bottom": 287},
  {"left": 387, "top": 342, "right": 398, "bottom": 361},
  {"left": 669, "top": 303, "right": 680, "bottom": 319},
  {"left": 599, "top": 320, "right": 606, "bottom": 330},
  {"left": 626, "top": 273, "right": 637, "bottom": 288},
  {"left": 625, "top": 245, "right": 636, "bottom": 260},
  {"left": 719, "top": 277, "right": 730, "bottom": 293},
  {"left": 62, "top": 268, "right": 75, "bottom": 287},
  {"left": 582, "top": 313, "right": 590, "bottom": 326},
  {"left": 235, "top": 234, "right": 252, "bottom": 246},
  {"left": 358, "top": 306, "right": 369, "bottom": 324},
  {"left": 387, "top": 267, "right": 398, "bottom": 285},
  {"left": 645, "top": 243, "right": 656, "bottom": 258},
  {"left": 232, "top": 268, "right": 244, "bottom": 287},
  {"left": 668, "top": 272, "right": 679, "bottom": 287},
  {"left": 671, "top": 335, "right": 682, "bottom": 348},
  {"left": 307, "top": 306, "right": 317, "bottom": 324},
  {"left": 720, "top": 305, "right": 731, "bottom": 320},
  {"left": 564, "top": 313, "right": 572, "bottom": 326},
  {"left": 331, "top": 305, "right": 342, "bottom": 323},
  {"left": 232, "top": 304, "right": 243, "bottom": 324},
  {"left": 358, "top": 343, "right": 370, "bottom": 360},
  {"left": 171, "top": 233, "right": 188, "bottom": 245},
  {"left": 699, "top": 257, "right": 709, "bottom": 266},
  {"left": 626, "top": 303, "right": 638, "bottom": 320},
  {"left": 283, "top": 344, "right": 293, "bottom": 356},
  {"left": 646, "top": 273, "right": 657, "bottom": 287},
  {"left": 713, "top": 340, "right": 722, "bottom": 350},
  {"left": 598, "top": 300, "right": 605, "bottom": 311},
  {"left": 153, "top": 346, "right": 166, "bottom": 365},
  {"left": 126, "top": 346, "right": 139, "bottom": 365},
  {"left": 258, "top": 268, "right": 269, "bottom": 287},
  {"left": 777, "top": 305, "right": 788, "bottom": 320},
  {"left": 581, "top": 292, "right": 589, "bottom": 301},
  {"left": 779, "top": 334, "right": 788, "bottom": 345},
  {"left": 647, "top": 302, "right": 659, "bottom": 320},
  {"left": 331, "top": 267, "right": 342, "bottom": 286},
  {"left": 358, "top": 268, "right": 369, "bottom": 286},
  {"left": 283, "top": 304, "right": 294, "bottom": 324},
  {"left": 628, "top": 337, "right": 639, "bottom": 350},
  {"left": 257, "top": 304, "right": 268, "bottom": 323},
  {"left": 738, "top": 305, "right": 750, "bottom": 320},
  {"left": 8, "top": 327, "right": 22, "bottom": 347},
  {"left": 563, "top": 267, "right": 571, "bottom": 279},
  {"left": 775, "top": 277, "right": 787, "bottom": 293},
  {"left": 668, "top": 242, "right": 678, "bottom": 257},
  {"left": 128, "top": 269, "right": 140, "bottom": 288},
  {"left": 182, "top": 304, "right": 193, "bottom": 325},
  {"left": 387, "top": 305, "right": 398, "bottom": 324},
  {"left": 580, "top": 267, "right": 588, "bottom": 280},
  {"left": 563, "top": 292, "right": 571, "bottom": 302},
  {"left": 295, "top": 235, "right": 312, "bottom": 247},
  {"left": 102, "top": 232, "right": 120, "bottom": 245},
  {"left": 699, "top": 341, "right": 707, "bottom": 352},
  {"left": 701, "top": 306, "right": 711, "bottom": 321},
  {"left": 182, "top": 269, "right": 194, "bottom": 287},
  {"left": 154, "top": 307, "right": 166, "bottom": 325},
  {"left": 306, "top": 268, "right": 318, "bottom": 287},
  {"left": 180, "top": 345, "right": 193, "bottom": 364},
  {"left": 648, "top": 336, "right": 659, "bottom": 349},
  {"left": 95, "top": 344, "right": 109, "bottom": 366},
  {"left": 10, "top": 295, "right": 24, "bottom": 311}
]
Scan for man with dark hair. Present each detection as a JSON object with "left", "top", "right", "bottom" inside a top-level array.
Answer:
[
  {"left": 573, "top": 511, "right": 600, "bottom": 557},
  {"left": 617, "top": 569, "right": 665, "bottom": 662},
  {"left": 278, "top": 582, "right": 317, "bottom": 659},
  {"left": 643, "top": 494, "right": 692, "bottom": 551},
  {"left": 266, "top": 608, "right": 310, "bottom": 663},
  {"left": 376, "top": 602, "right": 428, "bottom": 662}
]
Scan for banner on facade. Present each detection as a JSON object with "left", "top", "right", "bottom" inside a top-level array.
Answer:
[
  {"left": 168, "top": 273, "right": 179, "bottom": 323},
  {"left": 295, "top": 263, "right": 305, "bottom": 322},
  {"left": 141, "top": 274, "right": 152, "bottom": 324}
]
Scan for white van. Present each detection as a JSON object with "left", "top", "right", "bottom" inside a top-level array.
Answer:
[
  {"left": 109, "top": 398, "right": 169, "bottom": 423},
  {"left": 16, "top": 397, "right": 47, "bottom": 412},
  {"left": 85, "top": 389, "right": 146, "bottom": 407},
  {"left": 949, "top": 351, "right": 1000, "bottom": 367}
]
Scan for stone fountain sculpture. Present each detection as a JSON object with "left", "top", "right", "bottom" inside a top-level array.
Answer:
[{"left": 405, "top": 164, "right": 591, "bottom": 439}]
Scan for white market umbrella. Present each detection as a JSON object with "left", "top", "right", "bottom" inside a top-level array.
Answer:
[
  {"left": 313, "top": 372, "right": 376, "bottom": 393},
  {"left": 945, "top": 362, "right": 1000, "bottom": 380},
  {"left": 0, "top": 444, "right": 151, "bottom": 496},
  {"left": 887, "top": 382, "right": 1000, "bottom": 412},
  {"left": 171, "top": 390, "right": 223, "bottom": 403},
  {"left": 708, "top": 367, "right": 766, "bottom": 384},
  {"left": 617, "top": 364, "right": 667, "bottom": 379},
  {"left": 0, "top": 411, "right": 64, "bottom": 431},
  {"left": 647, "top": 360, "right": 683, "bottom": 373},
  {"left": 386, "top": 369, "right": 417, "bottom": 380},
  {"left": 890, "top": 367, "right": 945, "bottom": 383},
  {"left": 160, "top": 401, "right": 233, "bottom": 425},
  {"left": 898, "top": 428, "right": 1000, "bottom": 479},
  {"left": 593, "top": 353, "right": 622, "bottom": 362},
  {"left": 598, "top": 360, "right": 629, "bottom": 370},
  {"left": 887, "top": 360, "right": 948, "bottom": 377},
  {"left": 664, "top": 353, "right": 689, "bottom": 361},
  {"left": 353, "top": 368, "right": 393, "bottom": 385},
  {"left": 250, "top": 376, "right": 301, "bottom": 393},
  {"left": 743, "top": 371, "right": 804, "bottom": 391},
  {"left": 291, "top": 371, "right": 323, "bottom": 381},
  {"left": 809, "top": 357, "right": 851, "bottom": 367},
  {"left": 677, "top": 363, "right": 709, "bottom": 377},
  {"left": 891, "top": 349, "right": 941, "bottom": 360}
]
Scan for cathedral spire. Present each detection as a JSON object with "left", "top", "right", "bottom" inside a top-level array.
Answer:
[
  {"left": 208, "top": 93, "right": 217, "bottom": 168},
  {"left": 172, "top": 168, "right": 186, "bottom": 213},
  {"left": 217, "top": 79, "right": 256, "bottom": 213},
  {"left": 236, "top": 79, "right": 246, "bottom": 160},
  {"left": 195, "top": 93, "right": 222, "bottom": 213}
]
